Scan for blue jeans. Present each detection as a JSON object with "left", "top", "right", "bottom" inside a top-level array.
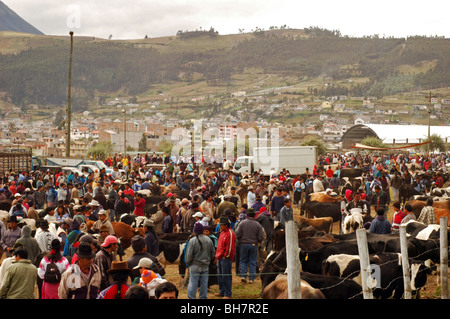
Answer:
[
  {"left": 109, "top": 209, "right": 116, "bottom": 222},
  {"left": 239, "top": 244, "right": 258, "bottom": 281},
  {"left": 187, "top": 264, "right": 209, "bottom": 299},
  {"left": 218, "top": 258, "right": 233, "bottom": 297}
]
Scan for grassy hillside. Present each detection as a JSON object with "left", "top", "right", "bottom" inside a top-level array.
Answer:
[{"left": 0, "top": 28, "right": 448, "bottom": 122}]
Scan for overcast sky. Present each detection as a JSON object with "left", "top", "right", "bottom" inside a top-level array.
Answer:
[{"left": 3, "top": 0, "right": 450, "bottom": 39}]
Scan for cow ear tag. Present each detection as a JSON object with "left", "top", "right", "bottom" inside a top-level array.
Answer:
[{"left": 305, "top": 253, "right": 308, "bottom": 261}]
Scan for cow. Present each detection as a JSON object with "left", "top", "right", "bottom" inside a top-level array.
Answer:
[
  {"left": 404, "top": 220, "right": 442, "bottom": 240},
  {"left": 435, "top": 208, "right": 450, "bottom": 225},
  {"left": 303, "top": 201, "right": 341, "bottom": 222},
  {"left": 0, "top": 210, "right": 10, "bottom": 225},
  {"left": 298, "top": 216, "right": 334, "bottom": 233},
  {"left": 406, "top": 199, "right": 450, "bottom": 218},
  {"left": 309, "top": 193, "right": 343, "bottom": 203},
  {"left": 261, "top": 274, "right": 326, "bottom": 299},
  {"left": 272, "top": 228, "right": 320, "bottom": 251},
  {"left": 339, "top": 168, "right": 364, "bottom": 179},
  {"left": 260, "top": 250, "right": 288, "bottom": 291},
  {"left": 157, "top": 239, "right": 188, "bottom": 278},
  {"left": 120, "top": 214, "right": 149, "bottom": 229},
  {"left": 322, "top": 252, "right": 431, "bottom": 299},
  {"left": 158, "top": 232, "right": 191, "bottom": 241},
  {"left": 300, "top": 271, "right": 364, "bottom": 299},
  {"left": 111, "top": 221, "right": 145, "bottom": 251},
  {"left": 299, "top": 240, "right": 362, "bottom": 274},
  {"left": 341, "top": 212, "right": 373, "bottom": 234},
  {"left": 400, "top": 184, "right": 422, "bottom": 205}
]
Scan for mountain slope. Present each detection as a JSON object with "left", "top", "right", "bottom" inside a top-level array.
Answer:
[{"left": 0, "top": 1, "right": 44, "bottom": 35}]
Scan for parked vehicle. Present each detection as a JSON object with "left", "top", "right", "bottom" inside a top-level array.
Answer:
[{"left": 233, "top": 146, "right": 317, "bottom": 177}]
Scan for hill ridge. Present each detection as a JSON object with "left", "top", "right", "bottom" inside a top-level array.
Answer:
[{"left": 0, "top": 1, "right": 44, "bottom": 35}]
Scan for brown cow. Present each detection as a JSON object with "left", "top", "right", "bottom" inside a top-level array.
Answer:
[
  {"left": 262, "top": 274, "right": 326, "bottom": 299},
  {"left": 406, "top": 199, "right": 450, "bottom": 218},
  {"left": 434, "top": 209, "right": 450, "bottom": 225},
  {"left": 111, "top": 222, "right": 145, "bottom": 251},
  {"left": 298, "top": 216, "right": 334, "bottom": 233},
  {"left": 309, "top": 193, "right": 343, "bottom": 203}
]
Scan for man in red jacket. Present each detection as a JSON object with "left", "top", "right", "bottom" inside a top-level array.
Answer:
[{"left": 214, "top": 216, "right": 236, "bottom": 299}]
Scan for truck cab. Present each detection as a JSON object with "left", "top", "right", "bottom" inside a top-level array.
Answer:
[
  {"left": 78, "top": 164, "right": 100, "bottom": 177},
  {"left": 233, "top": 156, "right": 254, "bottom": 175}
]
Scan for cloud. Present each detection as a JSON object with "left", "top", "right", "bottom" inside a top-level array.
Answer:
[{"left": 3, "top": 0, "right": 450, "bottom": 39}]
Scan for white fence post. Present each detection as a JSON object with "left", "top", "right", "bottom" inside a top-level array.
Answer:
[
  {"left": 399, "top": 224, "right": 412, "bottom": 299},
  {"left": 356, "top": 229, "right": 373, "bottom": 299},
  {"left": 286, "top": 220, "right": 302, "bottom": 299},
  {"left": 440, "top": 217, "right": 448, "bottom": 299}
]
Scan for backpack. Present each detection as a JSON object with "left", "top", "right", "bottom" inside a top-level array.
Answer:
[{"left": 44, "top": 261, "right": 62, "bottom": 283}]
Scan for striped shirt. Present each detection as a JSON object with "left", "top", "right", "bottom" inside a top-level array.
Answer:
[{"left": 417, "top": 206, "right": 437, "bottom": 225}]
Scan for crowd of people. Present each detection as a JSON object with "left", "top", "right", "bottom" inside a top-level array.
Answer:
[{"left": 0, "top": 150, "right": 448, "bottom": 299}]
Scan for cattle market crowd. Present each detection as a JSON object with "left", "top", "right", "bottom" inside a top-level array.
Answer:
[{"left": 0, "top": 151, "right": 449, "bottom": 300}]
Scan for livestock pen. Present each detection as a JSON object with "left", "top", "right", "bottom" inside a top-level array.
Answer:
[{"left": 153, "top": 207, "right": 449, "bottom": 300}]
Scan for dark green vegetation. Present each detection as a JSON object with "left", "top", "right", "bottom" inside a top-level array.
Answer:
[{"left": 0, "top": 27, "right": 448, "bottom": 112}]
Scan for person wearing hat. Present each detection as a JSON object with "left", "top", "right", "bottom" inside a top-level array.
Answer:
[
  {"left": 58, "top": 241, "right": 102, "bottom": 299},
  {"left": 0, "top": 247, "right": 37, "bottom": 299},
  {"left": 215, "top": 216, "right": 236, "bottom": 299},
  {"left": 0, "top": 216, "right": 22, "bottom": 257},
  {"left": 143, "top": 219, "right": 159, "bottom": 257},
  {"left": 97, "top": 261, "right": 131, "bottom": 299},
  {"left": 235, "top": 207, "right": 265, "bottom": 283},
  {"left": 185, "top": 222, "right": 216, "bottom": 299},
  {"left": 128, "top": 237, "right": 165, "bottom": 283},
  {"left": 70, "top": 234, "right": 99, "bottom": 265},
  {"left": 139, "top": 268, "right": 167, "bottom": 299},
  {"left": 91, "top": 209, "right": 115, "bottom": 238},
  {"left": 94, "top": 235, "right": 119, "bottom": 291},
  {"left": 87, "top": 199, "right": 101, "bottom": 221},
  {"left": 167, "top": 195, "right": 179, "bottom": 232},
  {"left": 192, "top": 211, "right": 205, "bottom": 232},
  {"left": 72, "top": 205, "right": 86, "bottom": 226},
  {"left": 37, "top": 238, "right": 70, "bottom": 299}
]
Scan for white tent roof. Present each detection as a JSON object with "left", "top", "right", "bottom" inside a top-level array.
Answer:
[{"left": 365, "top": 124, "right": 450, "bottom": 144}]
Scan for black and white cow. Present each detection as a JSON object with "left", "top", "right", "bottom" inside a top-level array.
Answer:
[
  {"left": 259, "top": 250, "right": 363, "bottom": 299},
  {"left": 301, "top": 271, "right": 363, "bottom": 299},
  {"left": 120, "top": 214, "right": 149, "bottom": 229},
  {"left": 157, "top": 239, "right": 188, "bottom": 277},
  {"left": 404, "top": 220, "right": 442, "bottom": 240},
  {"left": 322, "top": 252, "right": 431, "bottom": 299}
]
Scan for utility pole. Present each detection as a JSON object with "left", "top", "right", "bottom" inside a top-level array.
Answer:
[
  {"left": 122, "top": 109, "right": 127, "bottom": 157},
  {"left": 66, "top": 31, "right": 74, "bottom": 158},
  {"left": 427, "top": 91, "right": 431, "bottom": 155}
]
